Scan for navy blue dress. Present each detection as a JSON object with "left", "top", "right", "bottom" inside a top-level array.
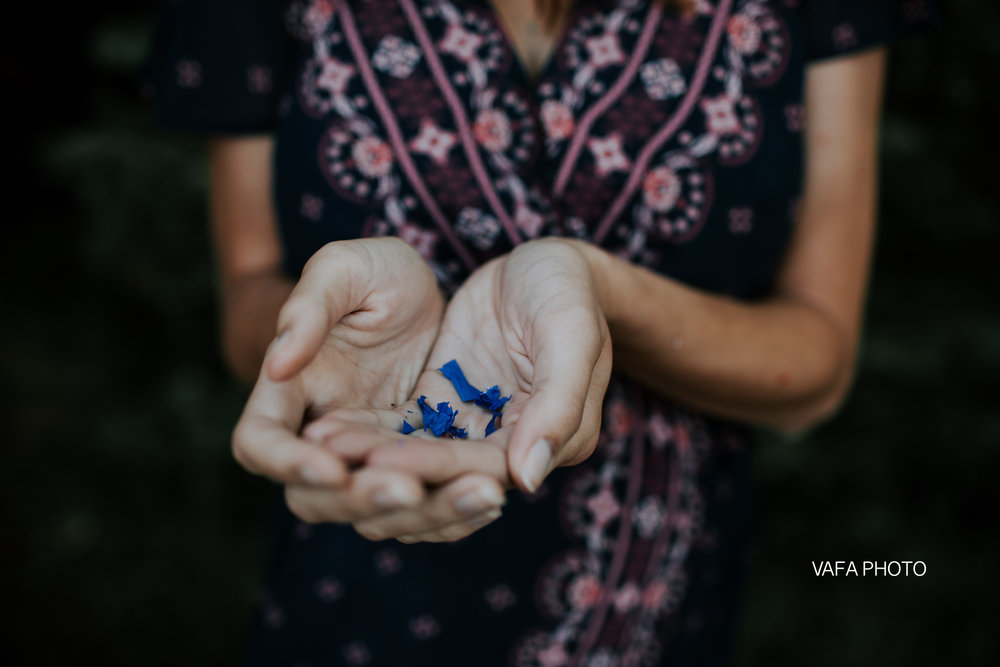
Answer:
[{"left": 146, "top": 1, "right": 933, "bottom": 664}]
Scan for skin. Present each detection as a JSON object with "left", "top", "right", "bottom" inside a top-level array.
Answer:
[{"left": 219, "top": 6, "right": 887, "bottom": 542}]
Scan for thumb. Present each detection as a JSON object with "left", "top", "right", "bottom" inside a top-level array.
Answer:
[
  {"left": 265, "top": 245, "right": 363, "bottom": 382},
  {"left": 506, "top": 317, "right": 603, "bottom": 493}
]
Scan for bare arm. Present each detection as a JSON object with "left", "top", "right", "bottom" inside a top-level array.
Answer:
[
  {"left": 208, "top": 136, "right": 293, "bottom": 383},
  {"left": 579, "top": 48, "right": 887, "bottom": 434}
]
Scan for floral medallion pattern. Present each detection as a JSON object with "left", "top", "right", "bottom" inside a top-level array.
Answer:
[{"left": 279, "top": 0, "right": 786, "bottom": 662}]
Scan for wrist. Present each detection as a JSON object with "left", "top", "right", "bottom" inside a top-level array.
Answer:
[{"left": 561, "top": 239, "right": 622, "bottom": 327}]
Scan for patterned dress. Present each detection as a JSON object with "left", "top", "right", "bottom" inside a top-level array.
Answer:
[{"left": 145, "top": 1, "right": 932, "bottom": 664}]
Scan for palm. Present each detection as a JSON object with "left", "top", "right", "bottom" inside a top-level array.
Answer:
[
  {"left": 261, "top": 238, "right": 445, "bottom": 421},
  {"left": 293, "top": 240, "right": 611, "bottom": 542},
  {"left": 391, "top": 240, "right": 612, "bottom": 481},
  {"left": 405, "top": 260, "right": 535, "bottom": 444},
  {"left": 296, "top": 282, "right": 443, "bottom": 417}
]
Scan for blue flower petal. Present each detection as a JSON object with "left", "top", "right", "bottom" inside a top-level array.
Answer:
[
  {"left": 485, "top": 412, "right": 502, "bottom": 437},
  {"left": 438, "top": 359, "right": 482, "bottom": 402},
  {"left": 416, "top": 395, "right": 460, "bottom": 437},
  {"left": 400, "top": 421, "right": 416, "bottom": 435},
  {"left": 475, "top": 385, "right": 511, "bottom": 412}
]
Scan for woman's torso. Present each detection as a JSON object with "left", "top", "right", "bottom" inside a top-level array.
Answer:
[{"left": 253, "top": 1, "right": 806, "bottom": 664}]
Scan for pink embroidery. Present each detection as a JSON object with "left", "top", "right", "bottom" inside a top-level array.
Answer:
[
  {"left": 648, "top": 412, "right": 672, "bottom": 448},
  {"left": 613, "top": 582, "right": 642, "bottom": 613},
  {"left": 540, "top": 100, "right": 575, "bottom": 141},
  {"left": 515, "top": 203, "right": 545, "bottom": 237},
  {"left": 409, "top": 120, "right": 458, "bottom": 164},
  {"left": 484, "top": 583, "right": 517, "bottom": 611},
  {"left": 286, "top": 0, "right": 336, "bottom": 40},
  {"left": 784, "top": 102, "right": 804, "bottom": 132},
  {"left": 372, "top": 35, "right": 422, "bottom": 78},
  {"left": 247, "top": 65, "right": 272, "bottom": 94},
  {"left": 642, "top": 166, "right": 682, "bottom": 212},
  {"left": 398, "top": 222, "right": 439, "bottom": 259},
  {"left": 537, "top": 642, "right": 570, "bottom": 667},
  {"left": 593, "top": 0, "right": 735, "bottom": 243},
  {"left": 633, "top": 496, "right": 667, "bottom": 538},
  {"left": 317, "top": 58, "right": 355, "bottom": 96},
  {"left": 176, "top": 59, "right": 201, "bottom": 88},
  {"left": 300, "top": 194, "right": 324, "bottom": 221},
  {"left": 552, "top": 5, "right": 664, "bottom": 195},
  {"left": 439, "top": 23, "right": 485, "bottom": 62},
  {"left": 727, "top": 14, "right": 761, "bottom": 54},
  {"left": 584, "top": 33, "right": 626, "bottom": 69},
  {"left": 568, "top": 574, "right": 603, "bottom": 610},
  {"left": 586, "top": 486, "right": 622, "bottom": 529},
  {"left": 409, "top": 613, "right": 441, "bottom": 639},
  {"left": 374, "top": 548, "right": 402, "bottom": 575},
  {"left": 587, "top": 134, "right": 631, "bottom": 176},
  {"left": 832, "top": 22, "right": 858, "bottom": 50},
  {"left": 352, "top": 136, "right": 394, "bottom": 177},
  {"left": 314, "top": 576, "right": 344, "bottom": 601},
  {"left": 342, "top": 641, "right": 371, "bottom": 665},
  {"left": 338, "top": 0, "right": 477, "bottom": 271},
  {"left": 641, "top": 580, "right": 670, "bottom": 611},
  {"left": 472, "top": 109, "right": 512, "bottom": 151},
  {"left": 640, "top": 58, "right": 687, "bottom": 100},
  {"left": 728, "top": 206, "right": 753, "bottom": 233},
  {"left": 701, "top": 94, "right": 740, "bottom": 136},
  {"left": 455, "top": 207, "right": 502, "bottom": 249}
]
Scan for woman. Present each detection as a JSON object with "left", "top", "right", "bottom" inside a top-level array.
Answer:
[{"left": 146, "top": 0, "right": 932, "bottom": 664}]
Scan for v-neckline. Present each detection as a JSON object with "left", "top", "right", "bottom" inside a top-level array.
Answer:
[{"left": 479, "top": 0, "right": 579, "bottom": 86}]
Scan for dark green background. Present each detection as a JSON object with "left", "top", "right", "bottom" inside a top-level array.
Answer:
[{"left": 3, "top": 1, "right": 996, "bottom": 665}]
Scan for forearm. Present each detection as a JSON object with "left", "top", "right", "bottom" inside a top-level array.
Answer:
[
  {"left": 577, "top": 241, "right": 854, "bottom": 434},
  {"left": 221, "top": 271, "right": 294, "bottom": 384},
  {"left": 208, "top": 136, "right": 290, "bottom": 384}
]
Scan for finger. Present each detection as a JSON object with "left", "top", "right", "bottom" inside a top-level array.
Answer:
[
  {"left": 506, "top": 313, "right": 608, "bottom": 493},
  {"left": 302, "top": 405, "right": 422, "bottom": 441},
  {"left": 266, "top": 245, "right": 361, "bottom": 382},
  {"left": 351, "top": 473, "right": 506, "bottom": 541},
  {"left": 301, "top": 409, "right": 437, "bottom": 465},
  {"left": 284, "top": 467, "right": 425, "bottom": 525},
  {"left": 394, "top": 508, "right": 503, "bottom": 544},
  {"left": 233, "top": 375, "right": 348, "bottom": 487},
  {"left": 366, "top": 438, "right": 509, "bottom": 486}
]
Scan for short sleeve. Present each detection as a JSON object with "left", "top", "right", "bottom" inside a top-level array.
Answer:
[
  {"left": 802, "top": 0, "right": 938, "bottom": 63},
  {"left": 141, "top": 0, "right": 296, "bottom": 134}
]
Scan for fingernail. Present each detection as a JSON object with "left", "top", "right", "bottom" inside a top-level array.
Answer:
[
  {"left": 520, "top": 438, "right": 553, "bottom": 493},
  {"left": 454, "top": 486, "right": 506, "bottom": 516},
  {"left": 374, "top": 484, "right": 419, "bottom": 510},
  {"left": 465, "top": 508, "right": 502, "bottom": 528}
]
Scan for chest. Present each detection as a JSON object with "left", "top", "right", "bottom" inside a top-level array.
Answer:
[
  {"left": 275, "top": 0, "right": 807, "bottom": 297},
  {"left": 487, "top": 0, "right": 567, "bottom": 81}
]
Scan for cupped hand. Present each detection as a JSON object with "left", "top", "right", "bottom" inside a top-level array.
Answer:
[
  {"left": 231, "top": 237, "right": 445, "bottom": 514},
  {"left": 305, "top": 238, "right": 613, "bottom": 543}
]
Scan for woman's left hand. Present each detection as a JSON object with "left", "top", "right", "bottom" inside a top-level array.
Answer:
[{"left": 296, "top": 238, "right": 613, "bottom": 543}]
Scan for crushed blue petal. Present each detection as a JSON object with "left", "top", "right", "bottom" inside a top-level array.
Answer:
[
  {"left": 475, "top": 385, "right": 511, "bottom": 412},
  {"left": 416, "top": 395, "right": 459, "bottom": 437},
  {"left": 438, "top": 359, "right": 482, "bottom": 402},
  {"left": 447, "top": 426, "right": 468, "bottom": 439},
  {"left": 485, "top": 412, "right": 501, "bottom": 437},
  {"left": 400, "top": 421, "right": 416, "bottom": 435}
]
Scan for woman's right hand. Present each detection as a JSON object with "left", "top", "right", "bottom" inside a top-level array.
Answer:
[{"left": 231, "top": 237, "right": 444, "bottom": 503}]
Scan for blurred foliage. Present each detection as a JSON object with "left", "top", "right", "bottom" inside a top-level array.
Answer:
[{"left": 1, "top": 1, "right": 996, "bottom": 665}]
